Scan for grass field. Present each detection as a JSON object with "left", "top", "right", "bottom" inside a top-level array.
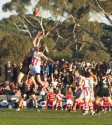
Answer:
[{"left": 0, "top": 108, "right": 112, "bottom": 125}]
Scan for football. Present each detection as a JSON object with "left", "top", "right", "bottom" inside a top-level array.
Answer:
[{"left": 33, "top": 9, "right": 39, "bottom": 16}]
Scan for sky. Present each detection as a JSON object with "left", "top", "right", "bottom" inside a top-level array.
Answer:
[
  {"left": 0, "top": 0, "right": 12, "bottom": 19},
  {"left": 0, "top": 0, "right": 111, "bottom": 25},
  {"left": 0, "top": 0, "right": 40, "bottom": 19}
]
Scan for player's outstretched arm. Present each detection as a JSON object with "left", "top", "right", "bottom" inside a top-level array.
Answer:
[
  {"left": 32, "top": 31, "right": 42, "bottom": 47},
  {"left": 44, "top": 56, "right": 56, "bottom": 64}
]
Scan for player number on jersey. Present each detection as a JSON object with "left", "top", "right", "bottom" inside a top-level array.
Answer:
[{"left": 32, "top": 57, "right": 38, "bottom": 66}]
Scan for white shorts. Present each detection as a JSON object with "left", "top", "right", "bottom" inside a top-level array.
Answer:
[
  {"left": 29, "top": 66, "right": 41, "bottom": 75},
  {"left": 66, "top": 99, "right": 73, "bottom": 105},
  {"left": 83, "top": 90, "right": 94, "bottom": 100}
]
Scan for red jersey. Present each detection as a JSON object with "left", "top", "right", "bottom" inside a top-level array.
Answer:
[
  {"left": 48, "top": 91, "right": 55, "bottom": 101},
  {"left": 26, "top": 80, "right": 34, "bottom": 91},
  {"left": 27, "top": 81, "right": 34, "bottom": 86},
  {"left": 24, "top": 55, "right": 29, "bottom": 60},
  {"left": 66, "top": 93, "right": 72, "bottom": 100},
  {"left": 103, "top": 98, "right": 110, "bottom": 106}
]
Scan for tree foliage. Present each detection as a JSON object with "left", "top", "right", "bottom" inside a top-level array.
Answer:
[
  {"left": 1, "top": 0, "right": 112, "bottom": 62},
  {"left": 0, "top": 34, "right": 31, "bottom": 63}
]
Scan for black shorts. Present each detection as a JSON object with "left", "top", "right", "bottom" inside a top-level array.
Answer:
[
  {"left": 94, "top": 86, "right": 100, "bottom": 96},
  {"left": 26, "top": 91, "right": 35, "bottom": 95},
  {"left": 97, "top": 88, "right": 110, "bottom": 97},
  {"left": 20, "top": 65, "right": 29, "bottom": 74},
  {"left": 21, "top": 84, "right": 35, "bottom": 95},
  {"left": 21, "top": 90, "right": 35, "bottom": 98}
]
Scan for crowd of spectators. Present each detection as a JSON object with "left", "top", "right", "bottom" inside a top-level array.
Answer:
[{"left": 0, "top": 59, "right": 112, "bottom": 97}]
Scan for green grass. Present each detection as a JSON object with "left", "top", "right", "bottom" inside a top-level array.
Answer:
[{"left": 0, "top": 108, "right": 112, "bottom": 125}]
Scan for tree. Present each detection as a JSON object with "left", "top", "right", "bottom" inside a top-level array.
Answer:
[
  {"left": 0, "top": 33, "right": 31, "bottom": 63},
  {"left": 2, "top": 0, "right": 112, "bottom": 61},
  {"left": 92, "top": 0, "right": 112, "bottom": 25}
]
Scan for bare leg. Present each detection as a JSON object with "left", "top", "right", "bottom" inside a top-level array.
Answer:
[
  {"left": 16, "top": 95, "right": 25, "bottom": 111},
  {"left": 31, "top": 94, "right": 38, "bottom": 108},
  {"left": 95, "top": 96, "right": 102, "bottom": 114},
  {"left": 60, "top": 102, "right": 63, "bottom": 110},
  {"left": 17, "top": 72, "right": 25, "bottom": 85},
  {"left": 36, "top": 74, "right": 44, "bottom": 86},
  {"left": 107, "top": 96, "right": 112, "bottom": 106},
  {"left": 56, "top": 103, "right": 59, "bottom": 110},
  {"left": 95, "top": 96, "right": 102, "bottom": 105},
  {"left": 31, "top": 94, "right": 40, "bottom": 112}
]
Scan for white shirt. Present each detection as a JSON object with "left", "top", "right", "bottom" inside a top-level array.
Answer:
[{"left": 31, "top": 51, "right": 44, "bottom": 67}]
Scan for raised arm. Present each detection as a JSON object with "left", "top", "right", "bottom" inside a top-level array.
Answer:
[{"left": 32, "top": 31, "right": 42, "bottom": 47}]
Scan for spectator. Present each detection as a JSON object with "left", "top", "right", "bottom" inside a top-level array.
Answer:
[
  {"left": 4, "top": 61, "right": 13, "bottom": 82},
  {"left": 17, "top": 62, "right": 23, "bottom": 73},
  {"left": 95, "top": 62, "right": 102, "bottom": 76},
  {"left": 102, "top": 61, "right": 107, "bottom": 72},
  {"left": 61, "top": 85, "right": 67, "bottom": 96},
  {"left": 53, "top": 68, "right": 59, "bottom": 79},
  {"left": 63, "top": 71, "right": 72, "bottom": 85},
  {"left": 12, "top": 63, "right": 18, "bottom": 84},
  {"left": 51, "top": 77, "right": 58, "bottom": 89},
  {"left": 41, "top": 61, "right": 49, "bottom": 75}
]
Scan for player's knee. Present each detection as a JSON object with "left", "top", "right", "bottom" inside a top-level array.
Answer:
[{"left": 95, "top": 100, "right": 99, "bottom": 105}]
